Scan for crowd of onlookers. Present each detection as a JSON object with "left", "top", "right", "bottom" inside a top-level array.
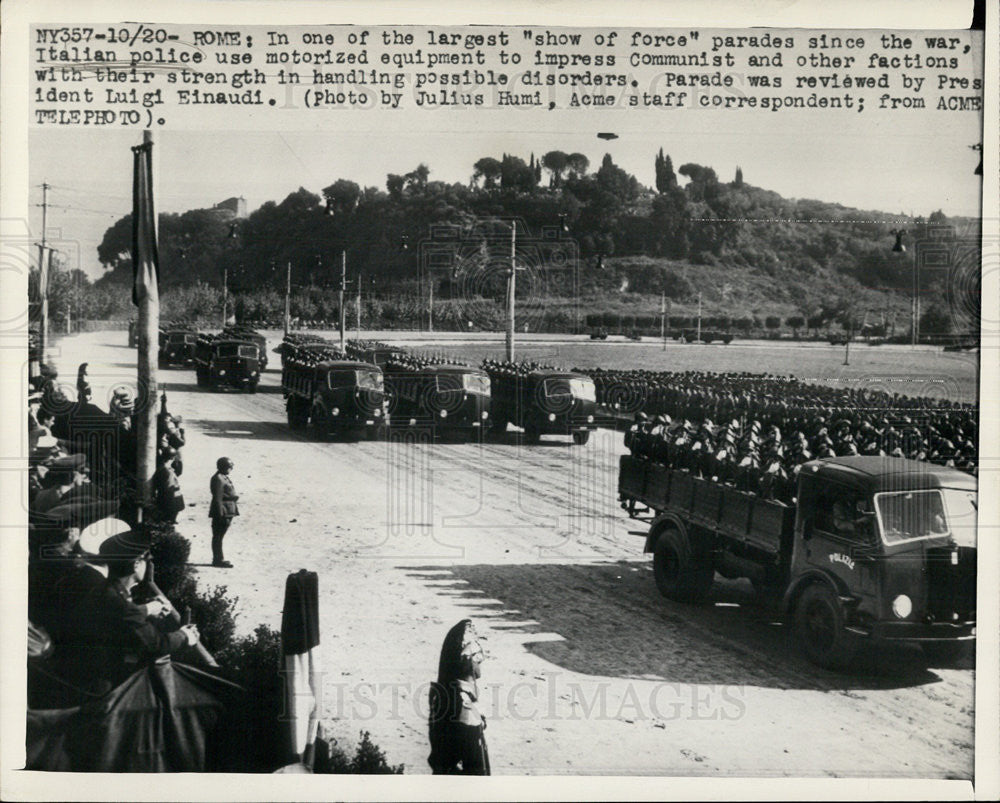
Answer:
[{"left": 27, "top": 362, "right": 193, "bottom": 707}]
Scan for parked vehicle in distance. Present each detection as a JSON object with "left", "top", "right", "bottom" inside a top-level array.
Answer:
[
  {"left": 283, "top": 358, "right": 387, "bottom": 439},
  {"left": 590, "top": 329, "right": 609, "bottom": 340},
  {"left": 195, "top": 336, "right": 264, "bottom": 392},
  {"left": 618, "top": 454, "right": 977, "bottom": 669},
  {"left": 128, "top": 320, "right": 138, "bottom": 348},
  {"left": 384, "top": 364, "right": 491, "bottom": 440},
  {"left": 487, "top": 368, "right": 598, "bottom": 445}
]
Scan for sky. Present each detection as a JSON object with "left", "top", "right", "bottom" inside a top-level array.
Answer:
[{"left": 28, "top": 56, "right": 985, "bottom": 281}]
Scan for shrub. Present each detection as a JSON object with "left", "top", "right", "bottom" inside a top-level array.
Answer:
[
  {"left": 171, "top": 578, "right": 239, "bottom": 654},
  {"left": 147, "top": 522, "right": 192, "bottom": 598},
  {"left": 214, "top": 624, "right": 285, "bottom": 772}
]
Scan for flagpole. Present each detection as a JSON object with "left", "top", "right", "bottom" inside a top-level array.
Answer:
[{"left": 135, "top": 129, "right": 159, "bottom": 520}]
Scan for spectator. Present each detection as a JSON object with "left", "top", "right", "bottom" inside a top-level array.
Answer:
[{"left": 154, "top": 451, "right": 185, "bottom": 524}]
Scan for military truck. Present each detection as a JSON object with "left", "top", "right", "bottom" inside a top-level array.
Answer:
[
  {"left": 618, "top": 455, "right": 976, "bottom": 668},
  {"left": 283, "top": 357, "right": 387, "bottom": 439},
  {"left": 194, "top": 335, "right": 264, "bottom": 392},
  {"left": 159, "top": 327, "right": 200, "bottom": 367},
  {"left": 486, "top": 368, "right": 598, "bottom": 445},
  {"left": 384, "top": 363, "right": 491, "bottom": 441},
  {"left": 221, "top": 325, "right": 268, "bottom": 371}
]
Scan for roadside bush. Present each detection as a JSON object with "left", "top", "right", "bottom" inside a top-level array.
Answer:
[
  {"left": 170, "top": 577, "right": 239, "bottom": 654},
  {"left": 147, "top": 522, "right": 192, "bottom": 598}
]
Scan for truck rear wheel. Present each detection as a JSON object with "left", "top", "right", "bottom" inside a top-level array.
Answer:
[
  {"left": 572, "top": 430, "right": 591, "bottom": 446},
  {"left": 795, "top": 584, "right": 857, "bottom": 670},
  {"left": 652, "top": 526, "right": 713, "bottom": 603}
]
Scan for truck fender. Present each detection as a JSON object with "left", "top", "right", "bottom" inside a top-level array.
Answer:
[
  {"left": 783, "top": 570, "right": 856, "bottom": 616},
  {"left": 644, "top": 513, "right": 689, "bottom": 554}
]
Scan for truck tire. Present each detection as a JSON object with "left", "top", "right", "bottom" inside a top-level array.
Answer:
[
  {"left": 490, "top": 415, "right": 507, "bottom": 436},
  {"left": 287, "top": 398, "right": 308, "bottom": 430},
  {"left": 794, "top": 584, "right": 857, "bottom": 670},
  {"left": 310, "top": 404, "right": 330, "bottom": 441},
  {"left": 572, "top": 430, "right": 591, "bottom": 446},
  {"left": 920, "top": 641, "right": 971, "bottom": 666},
  {"left": 652, "top": 525, "right": 713, "bottom": 603},
  {"left": 523, "top": 425, "right": 541, "bottom": 444}
]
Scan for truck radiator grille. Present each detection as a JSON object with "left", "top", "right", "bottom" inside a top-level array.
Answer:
[{"left": 926, "top": 546, "right": 976, "bottom": 621}]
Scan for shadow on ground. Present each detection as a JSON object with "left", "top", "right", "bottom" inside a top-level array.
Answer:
[{"left": 402, "top": 561, "right": 964, "bottom": 691}]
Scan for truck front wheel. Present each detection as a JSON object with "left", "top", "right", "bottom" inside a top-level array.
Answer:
[
  {"left": 652, "top": 526, "right": 713, "bottom": 603},
  {"left": 572, "top": 430, "right": 591, "bottom": 446},
  {"left": 795, "top": 584, "right": 857, "bottom": 670},
  {"left": 920, "top": 641, "right": 971, "bottom": 666}
]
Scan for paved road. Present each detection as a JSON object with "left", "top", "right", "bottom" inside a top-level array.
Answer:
[{"left": 41, "top": 331, "right": 975, "bottom": 777}]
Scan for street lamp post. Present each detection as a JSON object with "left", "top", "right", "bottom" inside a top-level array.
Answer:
[{"left": 506, "top": 222, "right": 516, "bottom": 361}]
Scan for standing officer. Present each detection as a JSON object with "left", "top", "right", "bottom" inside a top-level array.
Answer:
[{"left": 209, "top": 457, "right": 239, "bottom": 568}]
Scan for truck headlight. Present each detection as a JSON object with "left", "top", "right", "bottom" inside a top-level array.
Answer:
[
  {"left": 439, "top": 409, "right": 448, "bottom": 418},
  {"left": 892, "top": 594, "right": 912, "bottom": 619},
  {"left": 481, "top": 410, "right": 488, "bottom": 420},
  {"left": 219, "top": 369, "right": 226, "bottom": 376},
  {"left": 332, "top": 407, "right": 340, "bottom": 416},
  {"left": 374, "top": 408, "right": 381, "bottom": 417},
  {"left": 548, "top": 413, "right": 556, "bottom": 421},
  {"left": 587, "top": 415, "right": 594, "bottom": 423}
]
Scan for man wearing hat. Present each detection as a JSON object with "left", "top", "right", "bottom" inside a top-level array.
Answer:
[{"left": 96, "top": 530, "right": 200, "bottom": 684}]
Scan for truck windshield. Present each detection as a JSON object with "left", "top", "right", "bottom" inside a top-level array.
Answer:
[
  {"left": 941, "top": 488, "right": 977, "bottom": 548},
  {"left": 462, "top": 373, "right": 491, "bottom": 395},
  {"left": 216, "top": 344, "right": 240, "bottom": 358},
  {"left": 569, "top": 377, "right": 596, "bottom": 402},
  {"left": 169, "top": 333, "right": 196, "bottom": 344},
  {"left": 328, "top": 370, "right": 357, "bottom": 389},
  {"left": 875, "top": 489, "right": 955, "bottom": 545},
  {"left": 237, "top": 345, "right": 258, "bottom": 359},
  {"left": 357, "top": 369, "right": 383, "bottom": 391}
]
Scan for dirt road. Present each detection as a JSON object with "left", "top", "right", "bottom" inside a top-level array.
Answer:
[{"left": 41, "top": 331, "right": 975, "bottom": 778}]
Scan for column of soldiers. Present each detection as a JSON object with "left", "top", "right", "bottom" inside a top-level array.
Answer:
[{"left": 598, "top": 368, "right": 978, "bottom": 505}]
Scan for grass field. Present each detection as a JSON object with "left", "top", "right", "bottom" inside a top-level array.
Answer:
[{"left": 419, "top": 340, "right": 981, "bottom": 405}]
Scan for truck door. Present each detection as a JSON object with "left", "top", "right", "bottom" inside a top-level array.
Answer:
[{"left": 802, "top": 482, "right": 879, "bottom": 603}]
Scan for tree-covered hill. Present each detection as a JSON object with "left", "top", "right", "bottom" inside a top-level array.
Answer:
[{"left": 91, "top": 149, "right": 979, "bottom": 330}]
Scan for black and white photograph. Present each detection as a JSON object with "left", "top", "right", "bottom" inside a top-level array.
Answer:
[{"left": 1, "top": 0, "right": 997, "bottom": 799}]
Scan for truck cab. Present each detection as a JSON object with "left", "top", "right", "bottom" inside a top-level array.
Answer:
[
  {"left": 159, "top": 328, "right": 199, "bottom": 367},
  {"left": 286, "top": 359, "right": 386, "bottom": 439},
  {"left": 195, "top": 338, "right": 263, "bottom": 392},
  {"left": 489, "top": 369, "right": 597, "bottom": 445},
  {"left": 384, "top": 364, "right": 491, "bottom": 439},
  {"left": 788, "top": 457, "right": 976, "bottom": 665}
]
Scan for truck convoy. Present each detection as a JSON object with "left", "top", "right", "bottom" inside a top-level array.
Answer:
[{"left": 619, "top": 454, "right": 977, "bottom": 668}]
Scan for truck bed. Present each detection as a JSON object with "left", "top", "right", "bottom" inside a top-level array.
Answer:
[{"left": 619, "top": 455, "right": 793, "bottom": 557}]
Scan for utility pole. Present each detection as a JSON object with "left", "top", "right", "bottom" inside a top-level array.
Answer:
[
  {"left": 356, "top": 272, "right": 362, "bottom": 341},
  {"left": 506, "top": 223, "right": 516, "bottom": 361},
  {"left": 428, "top": 279, "right": 434, "bottom": 333},
  {"left": 339, "top": 250, "right": 346, "bottom": 352},
  {"left": 222, "top": 265, "right": 228, "bottom": 329},
  {"left": 37, "top": 182, "right": 50, "bottom": 366},
  {"left": 660, "top": 292, "right": 666, "bottom": 351},
  {"left": 284, "top": 261, "right": 291, "bottom": 335},
  {"left": 696, "top": 292, "right": 702, "bottom": 343}
]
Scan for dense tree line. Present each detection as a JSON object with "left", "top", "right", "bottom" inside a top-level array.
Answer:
[{"left": 82, "top": 149, "right": 978, "bottom": 332}]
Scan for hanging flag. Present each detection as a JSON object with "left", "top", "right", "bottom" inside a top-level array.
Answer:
[
  {"left": 131, "top": 140, "right": 159, "bottom": 305},
  {"left": 278, "top": 570, "right": 321, "bottom": 772}
]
